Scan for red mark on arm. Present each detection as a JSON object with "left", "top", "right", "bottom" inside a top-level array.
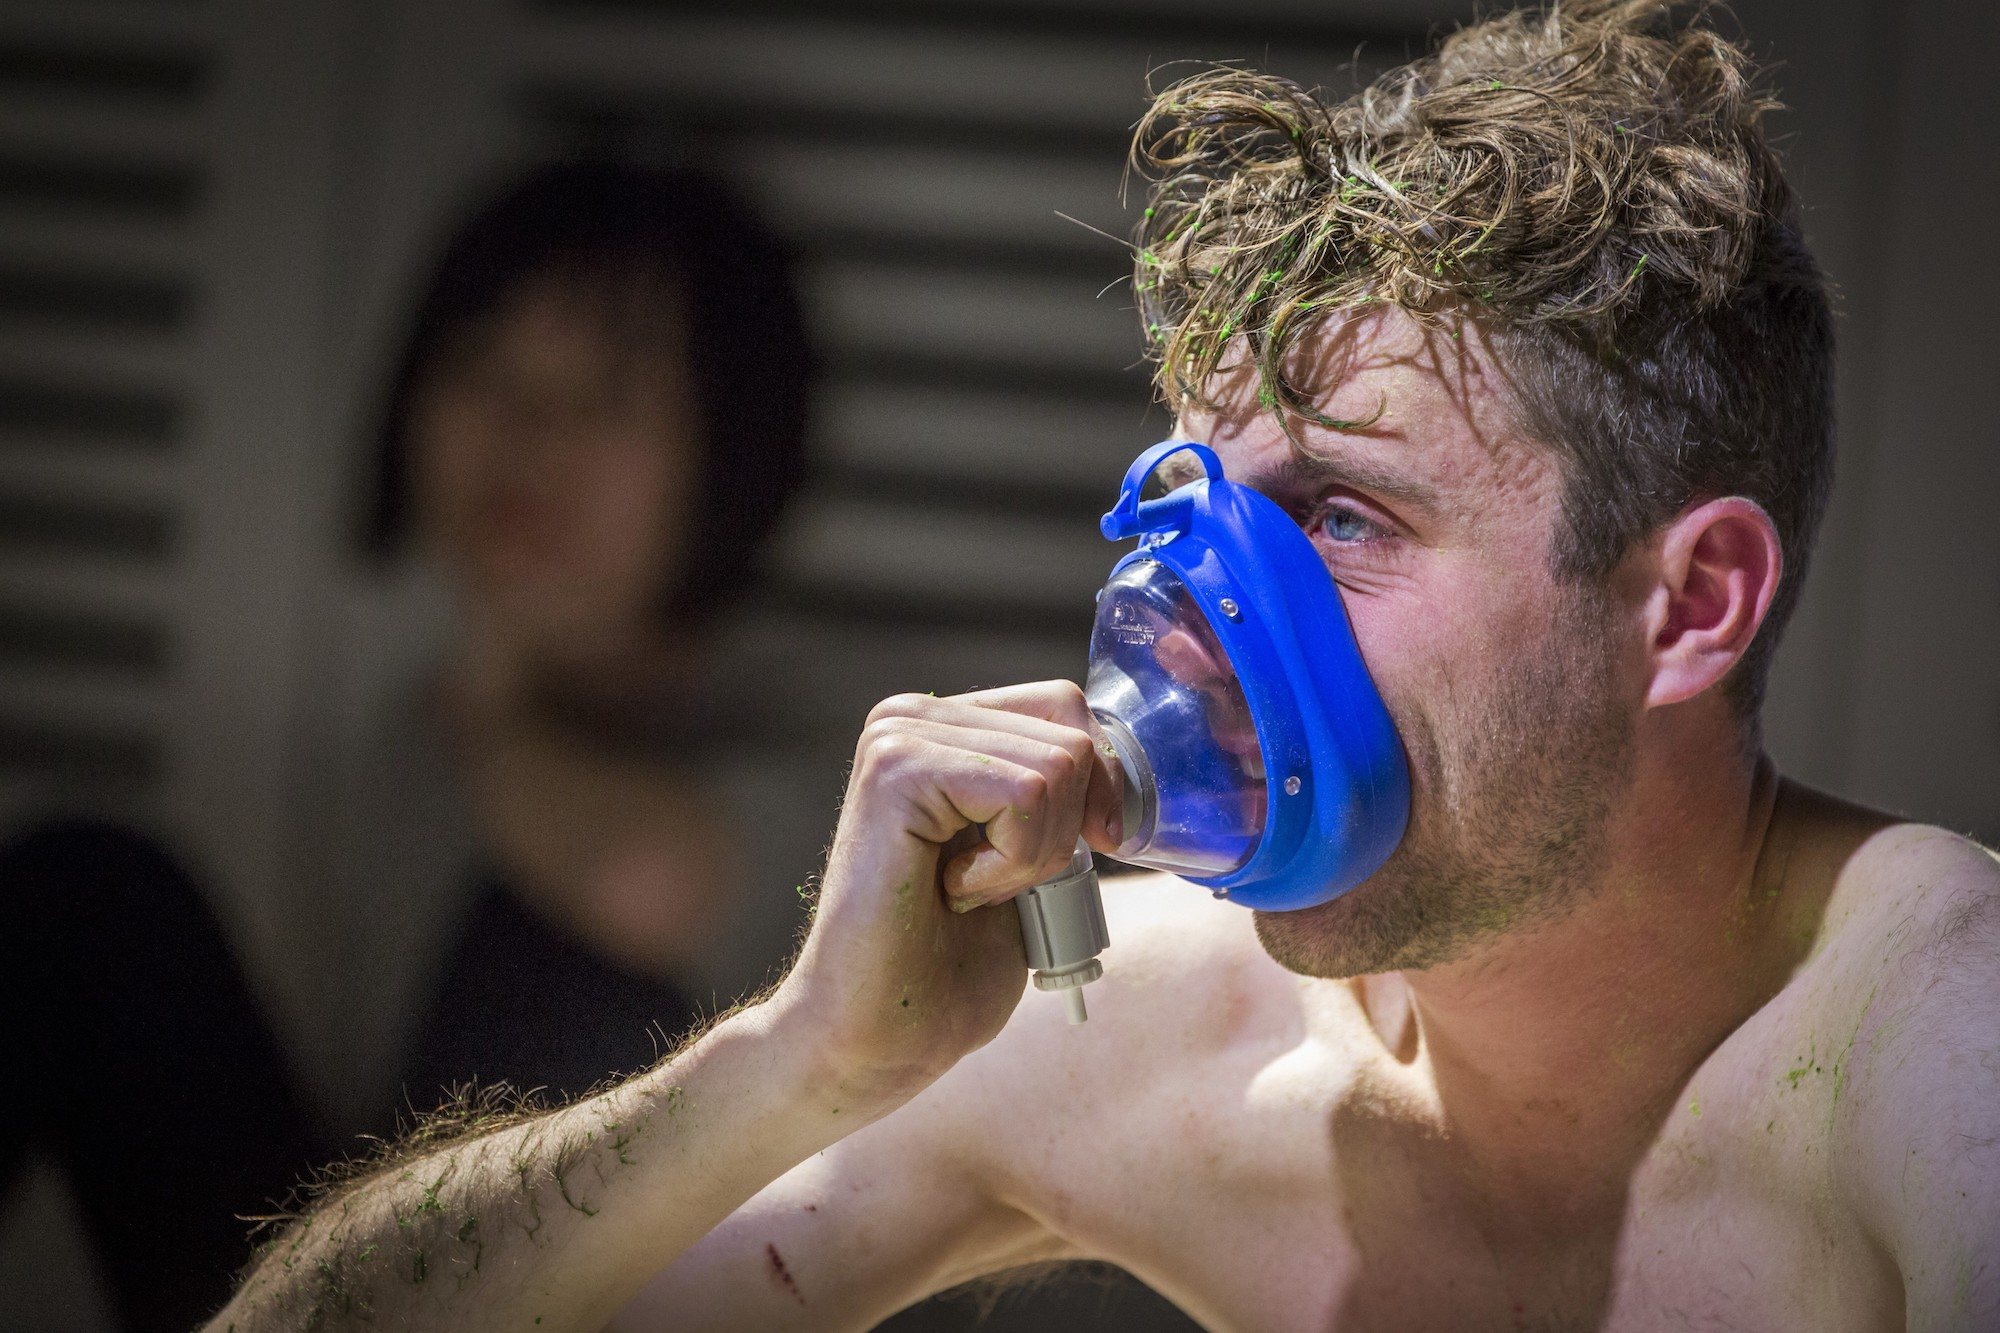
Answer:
[{"left": 766, "top": 1242, "right": 806, "bottom": 1305}]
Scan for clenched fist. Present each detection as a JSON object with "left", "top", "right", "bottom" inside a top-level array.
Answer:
[{"left": 767, "top": 681, "right": 1125, "bottom": 1107}]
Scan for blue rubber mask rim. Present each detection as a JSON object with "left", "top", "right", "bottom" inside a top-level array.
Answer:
[{"left": 1095, "top": 439, "right": 1411, "bottom": 911}]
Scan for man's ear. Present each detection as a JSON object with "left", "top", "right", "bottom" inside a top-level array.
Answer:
[{"left": 1641, "top": 496, "right": 1783, "bottom": 710}]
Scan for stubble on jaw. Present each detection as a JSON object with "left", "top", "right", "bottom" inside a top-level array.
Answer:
[{"left": 1254, "top": 581, "right": 1636, "bottom": 981}]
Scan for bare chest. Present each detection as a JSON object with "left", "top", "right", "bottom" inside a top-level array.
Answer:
[{"left": 1016, "top": 1040, "right": 1898, "bottom": 1333}]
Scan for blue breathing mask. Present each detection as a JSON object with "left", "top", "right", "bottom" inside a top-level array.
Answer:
[{"left": 1085, "top": 439, "right": 1410, "bottom": 911}]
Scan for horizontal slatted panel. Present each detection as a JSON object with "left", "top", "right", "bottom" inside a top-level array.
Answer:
[{"left": 0, "top": 1, "right": 211, "bottom": 803}]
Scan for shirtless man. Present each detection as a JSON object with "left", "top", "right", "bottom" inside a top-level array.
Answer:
[{"left": 213, "top": 3, "right": 1998, "bottom": 1329}]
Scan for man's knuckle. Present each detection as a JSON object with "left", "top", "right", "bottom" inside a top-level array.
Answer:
[
  {"left": 1013, "top": 769, "right": 1051, "bottom": 808},
  {"left": 1043, "top": 741, "right": 1079, "bottom": 782},
  {"left": 859, "top": 725, "right": 924, "bottom": 776},
  {"left": 857, "top": 716, "right": 902, "bottom": 752},
  {"left": 1045, "top": 679, "right": 1087, "bottom": 712},
  {"left": 866, "top": 692, "right": 934, "bottom": 728}
]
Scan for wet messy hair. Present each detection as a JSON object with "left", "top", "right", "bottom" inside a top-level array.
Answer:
[{"left": 1130, "top": 0, "right": 1834, "bottom": 718}]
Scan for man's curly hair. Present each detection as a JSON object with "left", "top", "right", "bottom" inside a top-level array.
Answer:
[{"left": 1129, "top": 0, "right": 1834, "bottom": 718}]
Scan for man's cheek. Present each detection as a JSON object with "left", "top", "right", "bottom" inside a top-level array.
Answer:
[
  {"left": 1356, "top": 618, "right": 1465, "bottom": 797},
  {"left": 1342, "top": 603, "right": 1431, "bottom": 713}
]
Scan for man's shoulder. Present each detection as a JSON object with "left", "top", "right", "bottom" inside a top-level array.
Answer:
[
  {"left": 1788, "top": 801, "right": 2000, "bottom": 1287},
  {"left": 1807, "top": 801, "right": 1999, "bottom": 993},
  {"left": 1831, "top": 815, "right": 1999, "bottom": 1118},
  {"left": 1789, "top": 792, "right": 1998, "bottom": 1075}
]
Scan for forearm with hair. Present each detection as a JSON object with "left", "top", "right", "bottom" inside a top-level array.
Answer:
[{"left": 209, "top": 1001, "right": 857, "bottom": 1332}]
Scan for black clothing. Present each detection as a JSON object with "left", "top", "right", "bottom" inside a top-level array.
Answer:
[
  {"left": 397, "top": 875, "right": 703, "bottom": 1113},
  {"left": 0, "top": 819, "right": 322, "bottom": 1332},
  {"left": 0, "top": 826, "right": 702, "bottom": 1331}
]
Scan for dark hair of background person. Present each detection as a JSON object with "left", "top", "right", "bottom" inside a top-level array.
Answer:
[
  {"left": 1127, "top": 0, "right": 1834, "bottom": 721},
  {"left": 362, "top": 159, "right": 816, "bottom": 622}
]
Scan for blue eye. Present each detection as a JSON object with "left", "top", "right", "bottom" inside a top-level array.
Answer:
[{"left": 1312, "top": 502, "right": 1384, "bottom": 544}]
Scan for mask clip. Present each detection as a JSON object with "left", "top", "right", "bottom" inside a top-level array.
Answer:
[{"left": 1100, "top": 440, "right": 1222, "bottom": 543}]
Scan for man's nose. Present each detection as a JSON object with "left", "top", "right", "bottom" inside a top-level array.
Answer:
[{"left": 1153, "top": 623, "right": 1230, "bottom": 691}]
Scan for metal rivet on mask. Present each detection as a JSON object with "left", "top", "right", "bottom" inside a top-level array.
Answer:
[
  {"left": 1284, "top": 775, "right": 1302, "bottom": 796},
  {"left": 1218, "top": 597, "right": 1241, "bottom": 620},
  {"left": 1211, "top": 887, "right": 1230, "bottom": 899}
]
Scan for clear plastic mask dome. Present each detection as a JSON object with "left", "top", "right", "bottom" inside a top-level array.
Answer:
[{"left": 1085, "top": 559, "right": 1269, "bottom": 877}]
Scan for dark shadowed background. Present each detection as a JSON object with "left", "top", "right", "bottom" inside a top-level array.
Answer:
[{"left": 0, "top": 0, "right": 1995, "bottom": 1327}]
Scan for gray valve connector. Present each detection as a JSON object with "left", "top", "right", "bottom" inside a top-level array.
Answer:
[{"left": 1014, "top": 840, "right": 1110, "bottom": 1024}]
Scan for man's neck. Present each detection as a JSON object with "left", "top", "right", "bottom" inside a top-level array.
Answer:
[{"left": 1396, "top": 730, "right": 1792, "bottom": 1216}]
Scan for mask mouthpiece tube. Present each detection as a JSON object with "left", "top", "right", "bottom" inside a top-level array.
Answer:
[{"left": 1014, "top": 840, "right": 1109, "bottom": 1024}]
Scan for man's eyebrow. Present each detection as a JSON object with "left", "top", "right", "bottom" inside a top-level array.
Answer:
[{"left": 1241, "top": 450, "right": 1442, "bottom": 512}]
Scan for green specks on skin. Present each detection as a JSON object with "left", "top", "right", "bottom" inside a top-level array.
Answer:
[
  {"left": 601, "top": 1107, "right": 645, "bottom": 1166},
  {"left": 1782, "top": 1039, "right": 1823, "bottom": 1091},
  {"left": 556, "top": 1175, "right": 597, "bottom": 1217},
  {"left": 662, "top": 1085, "right": 687, "bottom": 1116},
  {"left": 1687, "top": 1099, "right": 1702, "bottom": 1118},
  {"left": 414, "top": 1168, "right": 448, "bottom": 1217},
  {"left": 546, "top": 1134, "right": 599, "bottom": 1218},
  {"left": 1828, "top": 981, "right": 1881, "bottom": 1137},
  {"left": 893, "top": 878, "right": 915, "bottom": 929}
]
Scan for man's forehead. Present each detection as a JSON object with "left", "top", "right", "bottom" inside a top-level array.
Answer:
[{"left": 1166, "top": 307, "right": 1526, "bottom": 500}]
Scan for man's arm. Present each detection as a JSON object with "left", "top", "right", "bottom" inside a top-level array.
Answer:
[
  {"left": 208, "top": 683, "right": 1123, "bottom": 1330},
  {"left": 1838, "top": 832, "right": 2000, "bottom": 1331},
  {"left": 213, "top": 1000, "right": 887, "bottom": 1330},
  {"left": 610, "top": 1005, "right": 1082, "bottom": 1332}
]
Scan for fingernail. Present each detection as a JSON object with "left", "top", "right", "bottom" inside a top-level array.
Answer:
[{"left": 949, "top": 892, "right": 988, "bottom": 915}]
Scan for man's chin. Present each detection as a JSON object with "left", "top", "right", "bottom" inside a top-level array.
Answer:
[
  {"left": 1249, "top": 876, "right": 1405, "bottom": 980},
  {"left": 1247, "top": 850, "right": 1491, "bottom": 980}
]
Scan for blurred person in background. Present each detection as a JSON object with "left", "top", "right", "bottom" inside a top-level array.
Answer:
[
  {"left": 0, "top": 158, "right": 833, "bottom": 1330},
  {"left": 343, "top": 159, "right": 825, "bottom": 1112}
]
